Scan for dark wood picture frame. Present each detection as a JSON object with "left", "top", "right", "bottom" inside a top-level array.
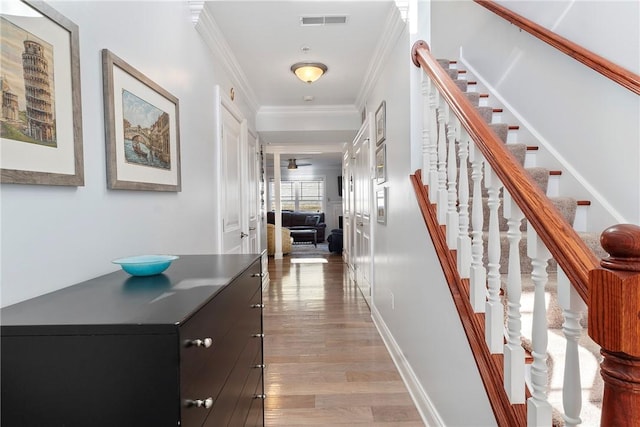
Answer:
[{"left": 1, "top": 0, "right": 84, "bottom": 186}]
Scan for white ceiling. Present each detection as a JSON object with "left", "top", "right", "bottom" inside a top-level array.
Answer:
[{"left": 199, "top": 0, "right": 398, "bottom": 168}]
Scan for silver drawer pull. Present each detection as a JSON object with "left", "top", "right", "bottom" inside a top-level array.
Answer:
[
  {"left": 253, "top": 364, "right": 265, "bottom": 369},
  {"left": 252, "top": 333, "right": 264, "bottom": 338},
  {"left": 185, "top": 338, "right": 213, "bottom": 348},
  {"left": 253, "top": 394, "right": 266, "bottom": 400},
  {"left": 251, "top": 273, "right": 264, "bottom": 278},
  {"left": 186, "top": 397, "right": 213, "bottom": 409},
  {"left": 250, "top": 303, "right": 264, "bottom": 309}
]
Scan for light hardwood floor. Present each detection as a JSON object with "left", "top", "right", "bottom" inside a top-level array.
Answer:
[{"left": 264, "top": 250, "right": 424, "bottom": 426}]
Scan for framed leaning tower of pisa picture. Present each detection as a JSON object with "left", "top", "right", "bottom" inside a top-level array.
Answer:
[{"left": 0, "top": 0, "right": 84, "bottom": 186}]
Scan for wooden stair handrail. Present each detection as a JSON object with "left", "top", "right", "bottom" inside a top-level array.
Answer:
[
  {"left": 474, "top": 0, "right": 640, "bottom": 96},
  {"left": 411, "top": 40, "right": 599, "bottom": 303}
]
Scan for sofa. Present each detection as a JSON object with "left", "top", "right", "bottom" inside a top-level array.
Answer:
[{"left": 266, "top": 211, "right": 327, "bottom": 243}]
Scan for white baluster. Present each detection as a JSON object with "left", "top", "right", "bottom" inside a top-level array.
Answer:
[
  {"left": 526, "top": 228, "right": 553, "bottom": 426},
  {"left": 436, "top": 100, "right": 448, "bottom": 223},
  {"left": 446, "top": 115, "right": 459, "bottom": 248},
  {"left": 469, "top": 143, "right": 486, "bottom": 312},
  {"left": 503, "top": 191, "right": 525, "bottom": 403},
  {"left": 557, "top": 267, "right": 586, "bottom": 427},
  {"left": 428, "top": 91, "right": 439, "bottom": 201},
  {"left": 457, "top": 128, "right": 471, "bottom": 279},
  {"left": 420, "top": 74, "right": 431, "bottom": 182},
  {"left": 484, "top": 163, "right": 504, "bottom": 353}
]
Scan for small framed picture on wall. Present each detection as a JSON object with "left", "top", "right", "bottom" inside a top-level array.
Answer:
[
  {"left": 376, "top": 187, "right": 387, "bottom": 224},
  {"left": 375, "top": 100, "right": 386, "bottom": 146},
  {"left": 375, "top": 144, "right": 386, "bottom": 184}
]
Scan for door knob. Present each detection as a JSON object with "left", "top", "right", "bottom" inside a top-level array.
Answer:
[{"left": 241, "top": 232, "right": 248, "bottom": 238}]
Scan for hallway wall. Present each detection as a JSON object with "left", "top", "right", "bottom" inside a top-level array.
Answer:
[
  {"left": 1, "top": 1, "right": 254, "bottom": 306},
  {"left": 366, "top": 19, "right": 496, "bottom": 427}
]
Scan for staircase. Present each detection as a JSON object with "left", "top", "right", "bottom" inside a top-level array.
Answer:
[
  {"left": 445, "top": 55, "right": 607, "bottom": 426},
  {"left": 410, "top": 38, "right": 640, "bottom": 427}
]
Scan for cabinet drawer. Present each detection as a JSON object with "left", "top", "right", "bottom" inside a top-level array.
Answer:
[
  {"left": 180, "top": 261, "right": 261, "bottom": 426},
  {"left": 204, "top": 332, "right": 262, "bottom": 426},
  {"left": 230, "top": 346, "right": 264, "bottom": 427},
  {"left": 245, "top": 373, "right": 265, "bottom": 427}
]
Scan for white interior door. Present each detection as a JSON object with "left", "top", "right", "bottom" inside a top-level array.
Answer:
[
  {"left": 221, "top": 97, "right": 245, "bottom": 254},
  {"left": 342, "top": 150, "right": 352, "bottom": 267},
  {"left": 245, "top": 131, "right": 259, "bottom": 253},
  {"left": 352, "top": 122, "right": 372, "bottom": 307}
]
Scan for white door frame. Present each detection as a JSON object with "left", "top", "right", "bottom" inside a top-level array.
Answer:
[
  {"left": 245, "top": 129, "right": 260, "bottom": 253},
  {"left": 214, "top": 85, "right": 249, "bottom": 253},
  {"left": 349, "top": 115, "right": 374, "bottom": 306}
]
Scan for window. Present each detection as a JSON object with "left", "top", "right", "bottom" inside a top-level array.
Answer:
[{"left": 269, "top": 178, "right": 324, "bottom": 212}]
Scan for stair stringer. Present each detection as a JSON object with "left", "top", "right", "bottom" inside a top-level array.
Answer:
[{"left": 411, "top": 171, "right": 528, "bottom": 427}]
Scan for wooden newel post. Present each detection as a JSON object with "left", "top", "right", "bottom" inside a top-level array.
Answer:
[{"left": 589, "top": 224, "right": 640, "bottom": 426}]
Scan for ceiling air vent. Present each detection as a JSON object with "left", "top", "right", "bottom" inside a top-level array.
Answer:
[{"left": 300, "top": 15, "right": 348, "bottom": 26}]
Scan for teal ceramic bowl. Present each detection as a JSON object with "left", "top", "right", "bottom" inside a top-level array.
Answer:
[{"left": 112, "top": 255, "right": 179, "bottom": 276}]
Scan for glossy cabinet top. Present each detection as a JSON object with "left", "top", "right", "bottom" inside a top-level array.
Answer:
[{"left": 1, "top": 254, "right": 261, "bottom": 333}]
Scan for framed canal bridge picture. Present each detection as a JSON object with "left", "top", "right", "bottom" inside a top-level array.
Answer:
[
  {"left": 0, "top": 0, "right": 84, "bottom": 186},
  {"left": 102, "top": 49, "right": 181, "bottom": 191}
]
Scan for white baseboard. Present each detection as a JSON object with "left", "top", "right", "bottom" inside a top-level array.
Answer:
[{"left": 371, "top": 305, "right": 445, "bottom": 427}]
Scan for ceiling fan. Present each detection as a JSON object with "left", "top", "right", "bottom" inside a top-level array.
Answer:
[{"left": 283, "top": 158, "right": 311, "bottom": 169}]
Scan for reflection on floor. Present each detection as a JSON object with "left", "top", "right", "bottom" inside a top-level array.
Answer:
[
  {"left": 264, "top": 251, "right": 424, "bottom": 426},
  {"left": 290, "top": 258, "right": 328, "bottom": 264}
]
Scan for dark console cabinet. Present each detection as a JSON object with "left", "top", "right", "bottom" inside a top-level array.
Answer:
[{"left": 1, "top": 254, "right": 265, "bottom": 427}]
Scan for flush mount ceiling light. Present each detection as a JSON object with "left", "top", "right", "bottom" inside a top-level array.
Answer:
[{"left": 291, "top": 62, "right": 327, "bottom": 84}]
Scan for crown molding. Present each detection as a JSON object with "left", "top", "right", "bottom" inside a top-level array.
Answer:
[
  {"left": 354, "top": 3, "right": 406, "bottom": 111},
  {"left": 188, "top": 1, "right": 204, "bottom": 24},
  {"left": 195, "top": 4, "right": 260, "bottom": 113},
  {"left": 394, "top": 0, "right": 410, "bottom": 22}
]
